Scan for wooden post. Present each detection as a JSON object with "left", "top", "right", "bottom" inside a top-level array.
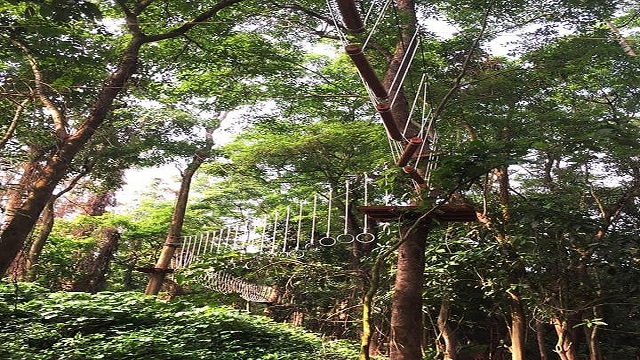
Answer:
[
  {"left": 376, "top": 104, "right": 404, "bottom": 141},
  {"left": 403, "top": 165, "right": 426, "bottom": 187},
  {"left": 396, "top": 137, "right": 423, "bottom": 167},
  {"left": 145, "top": 237, "right": 180, "bottom": 295},
  {"left": 345, "top": 44, "right": 388, "bottom": 99}
]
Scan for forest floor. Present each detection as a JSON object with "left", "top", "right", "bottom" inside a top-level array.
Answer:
[{"left": 0, "top": 282, "right": 366, "bottom": 360}]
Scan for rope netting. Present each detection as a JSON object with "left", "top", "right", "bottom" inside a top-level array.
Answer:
[{"left": 199, "top": 270, "right": 276, "bottom": 303}]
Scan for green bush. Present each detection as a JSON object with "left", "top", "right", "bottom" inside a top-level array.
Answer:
[{"left": 0, "top": 283, "right": 361, "bottom": 360}]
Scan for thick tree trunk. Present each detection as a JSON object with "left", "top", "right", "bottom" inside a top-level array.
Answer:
[
  {"left": 389, "top": 220, "right": 429, "bottom": 360},
  {"left": 24, "top": 199, "right": 55, "bottom": 281},
  {"left": 508, "top": 290, "right": 527, "bottom": 360},
  {"left": 437, "top": 297, "right": 458, "bottom": 360},
  {"left": 0, "top": 37, "right": 144, "bottom": 277},
  {"left": 0, "top": 0, "right": 244, "bottom": 279}
]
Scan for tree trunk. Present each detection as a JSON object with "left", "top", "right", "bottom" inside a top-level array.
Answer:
[
  {"left": 0, "top": 0, "right": 244, "bottom": 279},
  {"left": 0, "top": 36, "right": 145, "bottom": 277},
  {"left": 389, "top": 220, "right": 429, "bottom": 360},
  {"left": 584, "top": 306, "right": 602, "bottom": 360},
  {"left": 24, "top": 199, "right": 55, "bottom": 281},
  {"left": 552, "top": 317, "right": 578, "bottom": 360},
  {"left": 535, "top": 319, "right": 549, "bottom": 360},
  {"left": 71, "top": 227, "right": 121, "bottom": 293},
  {"left": 508, "top": 290, "right": 526, "bottom": 360},
  {"left": 145, "top": 125, "right": 217, "bottom": 295},
  {"left": 605, "top": 20, "right": 637, "bottom": 56},
  {"left": 437, "top": 297, "right": 458, "bottom": 360}
]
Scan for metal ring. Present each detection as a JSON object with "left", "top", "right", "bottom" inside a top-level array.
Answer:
[
  {"left": 290, "top": 250, "right": 305, "bottom": 259},
  {"left": 319, "top": 237, "right": 336, "bottom": 247},
  {"left": 336, "top": 233, "right": 355, "bottom": 244},
  {"left": 356, "top": 233, "right": 376, "bottom": 243}
]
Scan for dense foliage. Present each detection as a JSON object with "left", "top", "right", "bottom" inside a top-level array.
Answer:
[
  {"left": 1, "top": 0, "right": 639, "bottom": 359},
  {"left": 0, "top": 282, "right": 360, "bottom": 360}
]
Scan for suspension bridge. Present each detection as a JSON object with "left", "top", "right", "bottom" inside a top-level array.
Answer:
[{"left": 144, "top": 0, "right": 477, "bottom": 301}]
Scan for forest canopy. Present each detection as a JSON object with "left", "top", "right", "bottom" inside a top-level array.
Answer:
[{"left": 0, "top": 0, "right": 639, "bottom": 359}]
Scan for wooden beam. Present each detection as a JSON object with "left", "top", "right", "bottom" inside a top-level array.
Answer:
[
  {"left": 396, "top": 137, "right": 423, "bottom": 166},
  {"left": 345, "top": 44, "right": 388, "bottom": 99},
  {"left": 376, "top": 103, "right": 404, "bottom": 141}
]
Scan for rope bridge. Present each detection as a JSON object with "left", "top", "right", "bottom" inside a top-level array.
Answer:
[
  {"left": 147, "top": 0, "right": 478, "bottom": 298},
  {"left": 199, "top": 270, "right": 276, "bottom": 303}
]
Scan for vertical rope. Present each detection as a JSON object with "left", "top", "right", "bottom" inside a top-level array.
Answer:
[
  {"left": 282, "top": 206, "right": 291, "bottom": 253},
  {"left": 271, "top": 211, "right": 279, "bottom": 254},
  {"left": 296, "top": 200, "right": 303, "bottom": 251},
  {"left": 260, "top": 215, "right": 267, "bottom": 253},
  {"left": 310, "top": 194, "right": 317, "bottom": 245}
]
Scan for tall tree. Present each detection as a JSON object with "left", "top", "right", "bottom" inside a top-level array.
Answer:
[{"left": 0, "top": 0, "right": 311, "bottom": 277}]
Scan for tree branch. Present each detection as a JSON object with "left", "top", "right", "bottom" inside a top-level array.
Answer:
[
  {"left": 431, "top": 0, "right": 495, "bottom": 122},
  {"left": 10, "top": 39, "right": 68, "bottom": 139},
  {"left": 0, "top": 99, "right": 29, "bottom": 150}
]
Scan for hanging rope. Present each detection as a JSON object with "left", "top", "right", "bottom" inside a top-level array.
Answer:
[
  {"left": 336, "top": 179, "right": 355, "bottom": 243},
  {"left": 319, "top": 188, "right": 337, "bottom": 246},
  {"left": 356, "top": 173, "right": 376, "bottom": 243}
]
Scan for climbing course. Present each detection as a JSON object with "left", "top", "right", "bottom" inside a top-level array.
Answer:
[
  {"left": 327, "top": 0, "right": 476, "bottom": 221},
  {"left": 148, "top": 0, "right": 476, "bottom": 302},
  {"left": 329, "top": 0, "right": 440, "bottom": 188}
]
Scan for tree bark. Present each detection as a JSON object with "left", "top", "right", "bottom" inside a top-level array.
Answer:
[
  {"left": 508, "top": 290, "right": 526, "bottom": 360},
  {"left": 389, "top": 219, "right": 430, "bottom": 360},
  {"left": 145, "top": 125, "right": 217, "bottom": 295},
  {"left": 552, "top": 317, "right": 578, "bottom": 360},
  {"left": 24, "top": 199, "right": 55, "bottom": 281},
  {"left": 585, "top": 306, "right": 602, "bottom": 360},
  {"left": 437, "top": 297, "right": 458, "bottom": 360},
  {"left": 0, "top": 36, "right": 145, "bottom": 277},
  {"left": 71, "top": 227, "right": 121, "bottom": 293},
  {"left": 535, "top": 319, "right": 549, "bottom": 360}
]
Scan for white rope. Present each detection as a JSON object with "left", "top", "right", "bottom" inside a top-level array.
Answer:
[
  {"left": 296, "top": 200, "right": 303, "bottom": 251},
  {"left": 270, "top": 211, "right": 279, "bottom": 254},
  {"left": 325, "top": 0, "right": 350, "bottom": 44},
  {"left": 390, "top": 29, "right": 421, "bottom": 108},
  {"left": 337, "top": 179, "right": 355, "bottom": 243},
  {"left": 362, "top": 0, "right": 394, "bottom": 50},
  {"left": 310, "top": 194, "right": 317, "bottom": 246},
  {"left": 260, "top": 215, "right": 267, "bottom": 252},
  {"left": 402, "top": 72, "right": 427, "bottom": 137},
  {"left": 216, "top": 229, "right": 224, "bottom": 253},
  {"left": 198, "top": 269, "right": 275, "bottom": 303},
  {"left": 195, "top": 233, "right": 204, "bottom": 260},
  {"left": 319, "top": 188, "right": 336, "bottom": 246},
  {"left": 282, "top": 205, "right": 291, "bottom": 252},
  {"left": 356, "top": 173, "right": 376, "bottom": 243}
]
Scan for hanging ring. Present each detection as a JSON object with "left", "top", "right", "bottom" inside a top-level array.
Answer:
[
  {"left": 356, "top": 232, "right": 376, "bottom": 243},
  {"left": 336, "top": 233, "right": 355, "bottom": 244},
  {"left": 319, "top": 237, "right": 336, "bottom": 247}
]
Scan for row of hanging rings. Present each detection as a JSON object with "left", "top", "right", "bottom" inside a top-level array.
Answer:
[{"left": 318, "top": 174, "right": 376, "bottom": 246}]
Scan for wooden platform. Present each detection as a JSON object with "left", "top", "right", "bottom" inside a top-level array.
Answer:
[{"left": 357, "top": 204, "right": 477, "bottom": 222}]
